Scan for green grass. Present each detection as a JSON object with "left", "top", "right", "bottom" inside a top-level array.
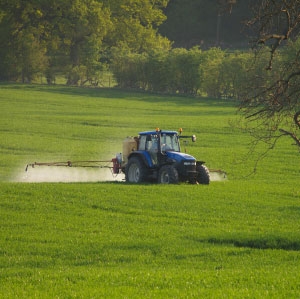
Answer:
[{"left": 0, "top": 83, "right": 299, "bottom": 298}]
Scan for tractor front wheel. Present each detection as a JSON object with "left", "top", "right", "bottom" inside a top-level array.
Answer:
[
  {"left": 125, "top": 157, "right": 147, "bottom": 183},
  {"left": 158, "top": 165, "right": 179, "bottom": 184},
  {"left": 196, "top": 163, "right": 210, "bottom": 185}
]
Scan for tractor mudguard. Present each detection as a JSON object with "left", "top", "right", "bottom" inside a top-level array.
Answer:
[{"left": 127, "top": 151, "right": 153, "bottom": 168}]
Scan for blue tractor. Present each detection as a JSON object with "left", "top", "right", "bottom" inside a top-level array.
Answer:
[{"left": 121, "top": 129, "right": 210, "bottom": 184}]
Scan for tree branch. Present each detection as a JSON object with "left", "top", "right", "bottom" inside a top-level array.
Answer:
[
  {"left": 279, "top": 128, "right": 300, "bottom": 147},
  {"left": 294, "top": 110, "right": 300, "bottom": 129}
]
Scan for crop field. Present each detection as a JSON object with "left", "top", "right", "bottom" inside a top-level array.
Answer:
[{"left": 0, "top": 83, "right": 299, "bottom": 298}]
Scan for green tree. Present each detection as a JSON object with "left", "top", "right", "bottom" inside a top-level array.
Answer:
[
  {"left": 165, "top": 47, "right": 203, "bottom": 94},
  {"left": 0, "top": 0, "right": 49, "bottom": 82},
  {"left": 200, "top": 47, "right": 225, "bottom": 98},
  {"left": 218, "top": 51, "right": 253, "bottom": 99},
  {"left": 60, "top": 0, "right": 111, "bottom": 85},
  {"left": 110, "top": 48, "right": 148, "bottom": 89},
  {"left": 102, "top": 0, "right": 171, "bottom": 53},
  {"left": 0, "top": 0, "right": 169, "bottom": 84},
  {"left": 0, "top": 0, "right": 112, "bottom": 83},
  {"left": 144, "top": 50, "right": 169, "bottom": 92}
]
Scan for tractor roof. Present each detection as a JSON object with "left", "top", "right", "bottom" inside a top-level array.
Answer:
[{"left": 139, "top": 130, "right": 178, "bottom": 135}]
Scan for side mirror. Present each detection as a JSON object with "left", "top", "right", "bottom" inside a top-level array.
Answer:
[{"left": 192, "top": 135, "right": 196, "bottom": 142}]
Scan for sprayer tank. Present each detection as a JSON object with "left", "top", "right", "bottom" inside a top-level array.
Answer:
[{"left": 122, "top": 137, "right": 137, "bottom": 163}]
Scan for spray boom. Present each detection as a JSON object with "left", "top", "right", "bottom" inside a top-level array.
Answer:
[{"left": 25, "top": 156, "right": 122, "bottom": 176}]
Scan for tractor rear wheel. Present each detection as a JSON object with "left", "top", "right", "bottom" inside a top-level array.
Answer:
[
  {"left": 158, "top": 165, "right": 179, "bottom": 184},
  {"left": 125, "top": 157, "right": 147, "bottom": 183},
  {"left": 196, "top": 164, "right": 210, "bottom": 184}
]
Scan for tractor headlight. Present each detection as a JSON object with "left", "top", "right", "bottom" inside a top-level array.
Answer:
[{"left": 184, "top": 161, "right": 196, "bottom": 166}]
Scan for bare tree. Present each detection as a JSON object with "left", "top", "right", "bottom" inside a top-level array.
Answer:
[{"left": 239, "top": 0, "right": 300, "bottom": 152}]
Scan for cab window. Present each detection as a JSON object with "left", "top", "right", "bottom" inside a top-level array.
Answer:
[{"left": 138, "top": 135, "right": 146, "bottom": 150}]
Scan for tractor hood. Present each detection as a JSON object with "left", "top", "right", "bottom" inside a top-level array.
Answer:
[{"left": 165, "top": 151, "right": 196, "bottom": 163}]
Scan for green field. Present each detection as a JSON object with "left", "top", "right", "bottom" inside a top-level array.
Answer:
[{"left": 0, "top": 84, "right": 299, "bottom": 298}]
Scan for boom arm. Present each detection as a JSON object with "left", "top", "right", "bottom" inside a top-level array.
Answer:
[{"left": 25, "top": 158, "right": 122, "bottom": 175}]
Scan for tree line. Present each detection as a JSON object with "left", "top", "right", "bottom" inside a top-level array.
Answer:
[
  {"left": 0, "top": 0, "right": 254, "bottom": 85},
  {"left": 111, "top": 43, "right": 299, "bottom": 100},
  {"left": 0, "top": 0, "right": 170, "bottom": 84}
]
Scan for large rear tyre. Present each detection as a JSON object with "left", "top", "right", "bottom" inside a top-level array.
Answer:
[
  {"left": 125, "top": 157, "right": 147, "bottom": 183},
  {"left": 196, "top": 163, "right": 210, "bottom": 185},
  {"left": 158, "top": 165, "right": 179, "bottom": 184}
]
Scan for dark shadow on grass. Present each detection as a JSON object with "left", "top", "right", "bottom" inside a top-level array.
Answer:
[{"left": 190, "top": 235, "right": 300, "bottom": 251}]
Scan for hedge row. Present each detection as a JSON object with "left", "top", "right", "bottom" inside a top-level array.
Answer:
[{"left": 110, "top": 47, "right": 276, "bottom": 99}]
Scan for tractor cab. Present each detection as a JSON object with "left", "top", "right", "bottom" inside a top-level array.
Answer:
[
  {"left": 138, "top": 130, "right": 180, "bottom": 152},
  {"left": 138, "top": 130, "right": 180, "bottom": 165},
  {"left": 139, "top": 130, "right": 184, "bottom": 166}
]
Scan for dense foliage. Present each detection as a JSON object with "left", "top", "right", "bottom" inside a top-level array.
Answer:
[
  {"left": 110, "top": 46, "right": 279, "bottom": 99},
  {"left": 0, "top": 0, "right": 170, "bottom": 84},
  {"left": 0, "top": 0, "right": 254, "bottom": 85}
]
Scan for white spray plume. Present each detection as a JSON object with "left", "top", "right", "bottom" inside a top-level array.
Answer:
[
  {"left": 13, "top": 165, "right": 124, "bottom": 183},
  {"left": 209, "top": 171, "right": 227, "bottom": 182}
]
